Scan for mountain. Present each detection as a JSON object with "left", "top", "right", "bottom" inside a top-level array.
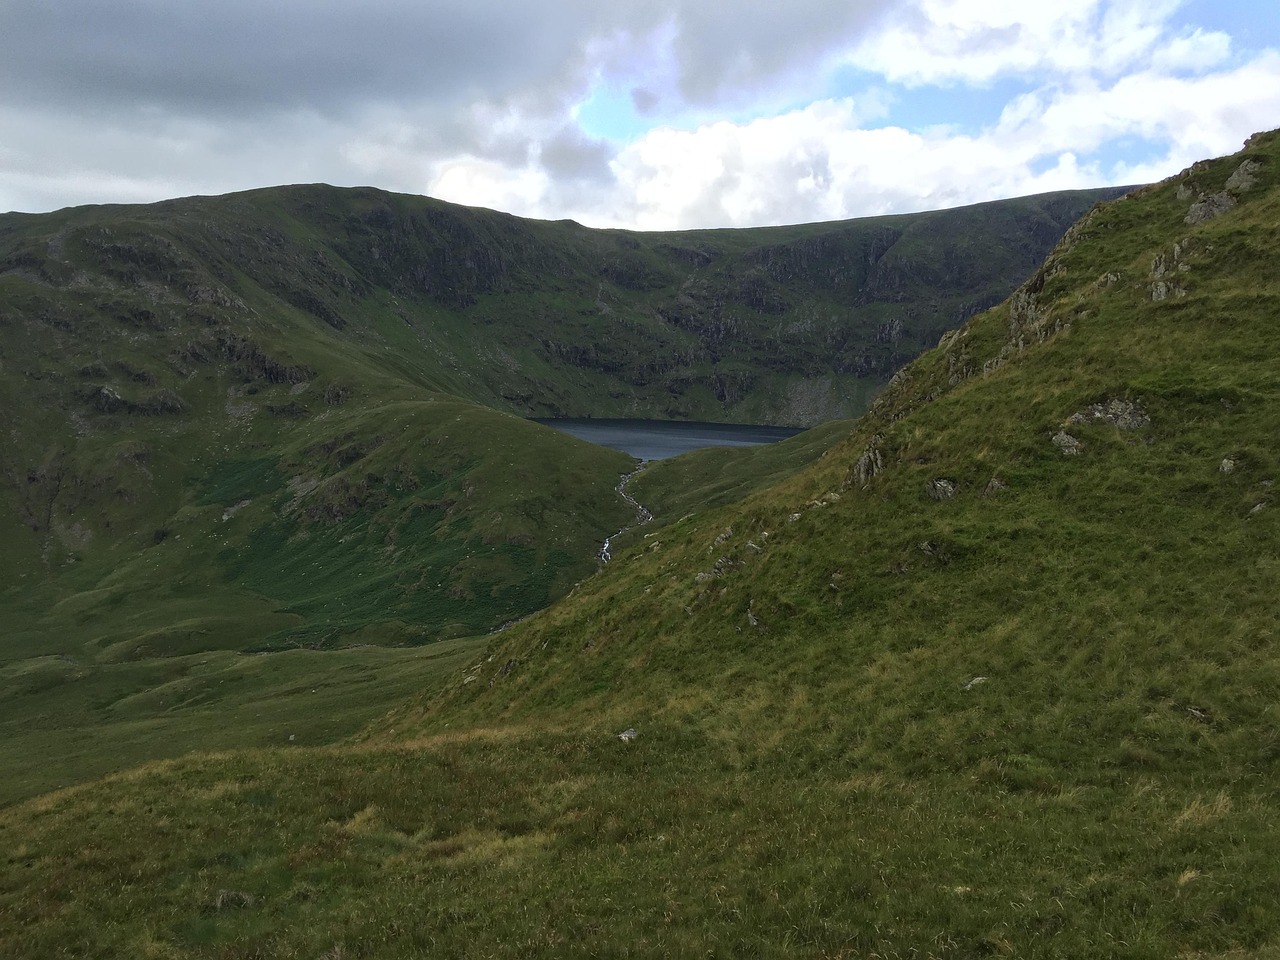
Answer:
[
  {"left": 0, "top": 184, "right": 1118, "bottom": 658},
  {"left": 5, "top": 127, "right": 1278, "bottom": 958},
  {"left": 0, "top": 182, "right": 1120, "bottom": 428}
]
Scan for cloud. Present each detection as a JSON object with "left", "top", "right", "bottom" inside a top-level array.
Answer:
[
  {"left": 1, "top": 1, "right": 892, "bottom": 120},
  {"left": 603, "top": 50, "right": 1280, "bottom": 229},
  {"left": 849, "top": 0, "right": 1228, "bottom": 85},
  {"left": 0, "top": 0, "right": 1276, "bottom": 227},
  {"left": 0, "top": 1, "right": 606, "bottom": 116}
]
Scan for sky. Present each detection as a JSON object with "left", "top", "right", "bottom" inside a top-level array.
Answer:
[{"left": 2, "top": 0, "right": 1278, "bottom": 230}]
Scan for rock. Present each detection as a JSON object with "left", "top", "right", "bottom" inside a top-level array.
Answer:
[
  {"left": 617, "top": 728, "right": 638, "bottom": 742},
  {"left": 1067, "top": 399, "right": 1150, "bottom": 430},
  {"left": 1220, "top": 458, "right": 1236, "bottom": 474},
  {"left": 1185, "top": 191, "right": 1236, "bottom": 225},
  {"left": 938, "top": 329, "right": 963, "bottom": 350},
  {"left": 711, "top": 556, "right": 738, "bottom": 577},
  {"left": 850, "top": 441, "right": 884, "bottom": 487},
  {"left": 1176, "top": 183, "right": 1194, "bottom": 201},
  {"left": 221, "top": 498, "right": 252, "bottom": 522},
  {"left": 93, "top": 385, "right": 125, "bottom": 413},
  {"left": 926, "top": 478, "right": 957, "bottom": 501},
  {"left": 877, "top": 317, "right": 904, "bottom": 344},
  {"left": 981, "top": 477, "right": 1007, "bottom": 497},
  {"left": 962, "top": 676, "right": 988, "bottom": 691},
  {"left": 787, "top": 512, "right": 802, "bottom": 523},
  {"left": 1052, "top": 430, "right": 1083, "bottom": 456},
  {"left": 1225, "top": 159, "right": 1262, "bottom": 192}
]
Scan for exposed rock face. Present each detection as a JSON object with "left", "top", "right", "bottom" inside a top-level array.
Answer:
[
  {"left": 1225, "top": 159, "right": 1262, "bottom": 192},
  {"left": 1186, "top": 191, "right": 1237, "bottom": 226},
  {"left": 848, "top": 436, "right": 885, "bottom": 488},
  {"left": 1150, "top": 240, "right": 1194, "bottom": 300},
  {"left": 981, "top": 477, "right": 1007, "bottom": 498},
  {"left": 1067, "top": 399, "right": 1151, "bottom": 431}
]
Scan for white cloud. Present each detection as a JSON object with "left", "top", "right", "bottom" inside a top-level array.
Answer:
[
  {"left": 600, "top": 49, "right": 1280, "bottom": 229},
  {"left": 849, "top": 0, "right": 1215, "bottom": 86},
  {"left": 1150, "top": 29, "right": 1233, "bottom": 74},
  {"left": 992, "top": 51, "right": 1280, "bottom": 162}
]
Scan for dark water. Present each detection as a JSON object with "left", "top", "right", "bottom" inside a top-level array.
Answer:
[{"left": 534, "top": 418, "right": 803, "bottom": 461}]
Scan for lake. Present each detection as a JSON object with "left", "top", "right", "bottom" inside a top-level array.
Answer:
[{"left": 534, "top": 418, "right": 803, "bottom": 461}]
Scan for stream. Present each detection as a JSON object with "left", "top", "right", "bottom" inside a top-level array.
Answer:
[{"left": 600, "top": 465, "right": 654, "bottom": 564}]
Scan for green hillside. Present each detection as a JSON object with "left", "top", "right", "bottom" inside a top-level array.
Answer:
[
  {"left": 0, "top": 181, "right": 1116, "bottom": 795},
  {"left": 5, "top": 127, "right": 1279, "bottom": 957}
]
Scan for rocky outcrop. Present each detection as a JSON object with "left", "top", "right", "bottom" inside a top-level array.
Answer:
[
  {"left": 1183, "top": 157, "right": 1266, "bottom": 225},
  {"left": 1185, "top": 192, "right": 1236, "bottom": 226},
  {"left": 1150, "top": 239, "right": 1195, "bottom": 300},
  {"left": 1067, "top": 399, "right": 1150, "bottom": 431},
  {"left": 847, "top": 435, "right": 885, "bottom": 489},
  {"left": 1225, "top": 159, "right": 1263, "bottom": 192},
  {"left": 926, "top": 478, "right": 957, "bottom": 501}
]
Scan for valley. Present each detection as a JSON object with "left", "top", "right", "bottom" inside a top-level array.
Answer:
[{"left": 3, "top": 129, "right": 1280, "bottom": 957}]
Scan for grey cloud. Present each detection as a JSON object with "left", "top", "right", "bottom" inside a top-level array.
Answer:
[
  {"left": 668, "top": 0, "right": 891, "bottom": 104},
  {"left": 3, "top": 0, "right": 893, "bottom": 118},
  {"left": 631, "top": 88, "right": 661, "bottom": 115},
  {"left": 0, "top": 0, "right": 904, "bottom": 217},
  {"left": 0, "top": 0, "right": 608, "bottom": 116},
  {"left": 539, "top": 127, "right": 614, "bottom": 182}
]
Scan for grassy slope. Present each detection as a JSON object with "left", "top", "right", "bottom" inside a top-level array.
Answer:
[
  {"left": 0, "top": 636, "right": 485, "bottom": 806},
  {"left": 2, "top": 138, "right": 1277, "bottom": 957},
  {"left": 0, "top": 181, "right": 1114, "bottom": 802},
  {"left": 0, "top": 395, "right": 634, "bottom": 802},
  {"left": 625, "top": 417, "right": 856, "bottom": 522}
]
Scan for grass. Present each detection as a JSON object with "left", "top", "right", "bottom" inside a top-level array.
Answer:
[
  {"left": 0, "top": 634, "right": 483, "bottom": 808},
  {"left": 626, "top": 418, "right": 855, "bottom": 521},
  {"left": 0, "top": 637, "right": 485, "bottom": 807},
  {"left": 3, "top": 727, "right": 1278, "bottom": 958},
  {"left": 1, "top": 135, "right": 1278, "bottom": 956}
]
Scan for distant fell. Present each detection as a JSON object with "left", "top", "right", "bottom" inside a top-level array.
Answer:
[
  {"left": 0, "top": 182, "right": 1120, "bottom": 657},
  {"left": 0, "top": 182, "right": 1124, "bottom": 427}
]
